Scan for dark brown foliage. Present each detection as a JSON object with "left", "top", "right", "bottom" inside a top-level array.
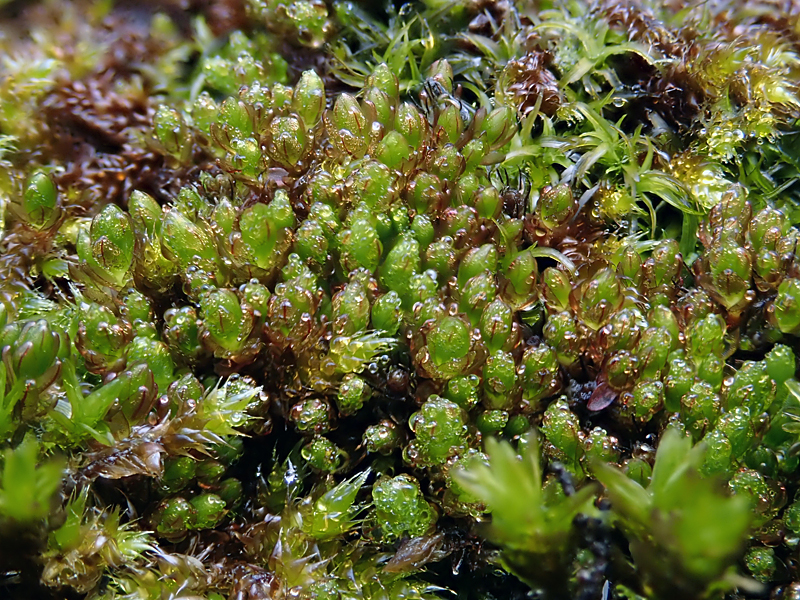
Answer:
[
  {"left": 40, "top": 73, "right": 211, "bottom": 208},
  {"left": 524, "top": 214, "right": 605, "bottom": 267},
  {"left": 601, "top": 1, "right": 684, "bottom": 57},
  {"left": 96, "top": 8, "right": 181, "bottom": 77},
  {"left": 200, "top": 0, "right": 250, "bottom": 37},
  {"left": 502, "top": 52, "right": 561, "bottom": 118},
  {"left": 467, "top": 0, "right": 513, "bottom": 37},
  {"left": 39, "top": 74, "right": 158, "bottom": 209},
  {"left": 599, "top": 1, "right": 708, "bottom": 130},
  {"left": 0, "top": 227, "right": 52, "bottom": 297},
  {"left": 227, "top": 564, "right": 279, "bottom": 600},
  {"left": 647, "top": 59, "right": 706, "bottom": 130},
  {"left": 41, "top": 74, "right": 152, "bottom": 154}
]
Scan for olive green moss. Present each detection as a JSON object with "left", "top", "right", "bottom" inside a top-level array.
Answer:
[{"left": 1, "top": 0, "right": 800, "bottom": 599}]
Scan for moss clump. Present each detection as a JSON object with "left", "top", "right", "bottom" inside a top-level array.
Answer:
[{"left": 1, "top": 1, "right": 800, "bottom": 599}]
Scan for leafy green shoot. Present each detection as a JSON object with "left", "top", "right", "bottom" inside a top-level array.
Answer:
[
  {"left": 593, "top": 428, "right": 753, "bottom": 598},
  {"left": 0, "top": 435, "right": 63, "bottom": 522},
  {"left": 454, "top": 432, "right": 596, "bottom": 552}
]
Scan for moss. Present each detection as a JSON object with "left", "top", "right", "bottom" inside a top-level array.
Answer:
[{"left": 0, "top": 1, "right": 800, "bottom": 599}]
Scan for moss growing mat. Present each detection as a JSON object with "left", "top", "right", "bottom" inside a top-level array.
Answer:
[{"left": 1, "top": 1, "right": 800, "bottom": 598}]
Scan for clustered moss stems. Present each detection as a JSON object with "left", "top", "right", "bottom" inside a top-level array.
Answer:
[{"left": 1, "top": 0, "right": 800, "bottom": 599}]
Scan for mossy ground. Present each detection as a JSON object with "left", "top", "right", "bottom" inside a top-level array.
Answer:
[{"left": 1, "top": 1, "right": 800, "bottom": 599}]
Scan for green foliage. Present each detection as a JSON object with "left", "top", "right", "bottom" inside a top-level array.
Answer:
[
  {"left": 372, "top": 474, "right": 437, "bottom": 540},
  {"left": 593, "top": 429, "right": 752, "bottom": 598},
  {"left": 456, "top": 433, "right": 594, "bottom": 548},
  {"left": 0, "top": 436, "right": 63, "bottom": 522},
  {"left": 1, "top": 1, "right": 800, "bottom": 598},
  {"left": 454, "top": 433, "right": 596, "bottom": 593},
  {"left": 302, "top": 469, "right": 369, "bottom": 540},
  {"left": 43, "top": 488, "right": 155, "bottom": 592}
]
